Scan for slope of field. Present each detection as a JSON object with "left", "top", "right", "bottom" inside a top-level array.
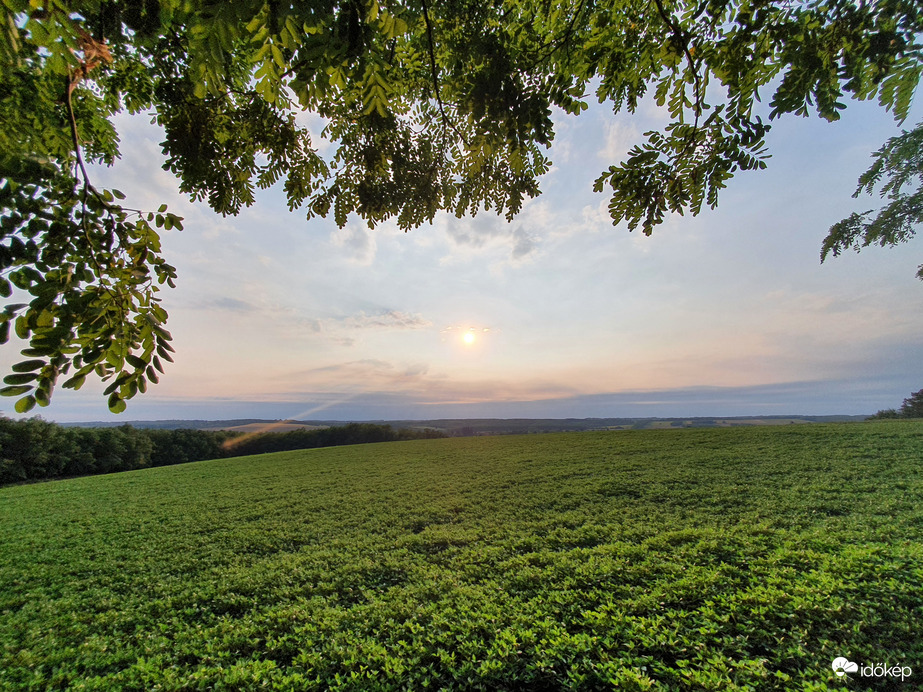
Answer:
[{"left": 1, "top": 422, "right": 921, "bottom": 690}]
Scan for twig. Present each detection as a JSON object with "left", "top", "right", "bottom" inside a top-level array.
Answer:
[
  {"left": 652, "top": 0, "right": 703, "bottom": 125},
  {"left": 652, "top": 0, "right": 705, "bottom": 165},
  {"left": 65, "top": 73, "right": 128, "bottom": 316},
  {"left": 527, "top": 0, "right": 587, "bottom": 70},
  {"left": 420, "top": 0, "right": 468, "bottom": 146},
  {"left": 66, "top": 75, "right": 93, "bottom": 190},
  {"left": 691, "top": 0, "right": 711, "bottom": 22}
]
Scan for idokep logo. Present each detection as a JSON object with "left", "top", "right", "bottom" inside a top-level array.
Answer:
[
  {"left": 832, "top": 657, "right": 913, "bottom": 682},
  {"left": 832, "top": 658, "right": 858, "bottom": 677}
]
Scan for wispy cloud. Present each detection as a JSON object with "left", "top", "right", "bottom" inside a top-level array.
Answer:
[
  {"left": 331, "top": 223, "right": 377, "bottom": 264},
  {"left": 276, "top": 358, "right": 431, "bottom": 392},
  {"left": 205, "top": 297, "right": 258, "bottom": 313},
  {"left": 511, "top": 226, "right": 538, "bottom": 261},
  {"left": 339, "top": 310, "right": 431, "bottom": 330},
  {"left": 599, "top": 118, "right": 641, "bottom": 163},
  {"left": 444, "top": 214, "right": 508, "bottom": 250},
  {"left": 437, "top": 204, "right": 543, "bottom": 266}
]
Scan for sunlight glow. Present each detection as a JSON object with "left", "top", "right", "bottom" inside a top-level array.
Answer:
[
  {"left": 463, "top": 331, "right": 476, "bottom": 345},
  {"left": 221, "top": 394, "right": 360, "bottom": 450}
]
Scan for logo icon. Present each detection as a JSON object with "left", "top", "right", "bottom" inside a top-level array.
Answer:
[{"left": 832, "top": 657, "right": 858, "bottom": 677}]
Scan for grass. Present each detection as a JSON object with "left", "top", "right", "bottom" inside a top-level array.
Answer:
[{"left": 1, "top": 422, "right": 921, "bottom": 690}]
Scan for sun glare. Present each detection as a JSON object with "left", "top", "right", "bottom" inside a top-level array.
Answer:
[{"left": 463, "top": 331, "right": 476, "bottom": 345}]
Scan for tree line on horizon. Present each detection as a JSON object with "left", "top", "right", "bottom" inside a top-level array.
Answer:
[
  {"left": 868, "top": 389, "right": 923, "bottom": 420},
  {"left": 0, "top": 419, "right": 445, "bottom": 486}
]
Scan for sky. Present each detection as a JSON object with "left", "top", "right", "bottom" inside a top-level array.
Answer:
[{"left": 3, "top": 88, "right": 923, "bottom": 422}]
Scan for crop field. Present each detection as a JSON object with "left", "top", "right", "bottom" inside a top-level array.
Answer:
[{"left": 1, "top": 422, "right": 921, "bottom": 690}]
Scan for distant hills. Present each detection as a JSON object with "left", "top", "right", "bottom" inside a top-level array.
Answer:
[{"left": 61, "top": 415, "right": 870, "bottom": 436}]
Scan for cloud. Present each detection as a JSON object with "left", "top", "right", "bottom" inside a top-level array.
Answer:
[
  {"left": 269, "top": 377, "right": 917, "bottom": 418},
  {"left": 28, "top": 369, "right": 917, "bottom": 423},
  {"left": 279, "top": 310, "right": 432, "bottom": 346},
  {"left": 402, "top": 363, "right": 429, "bottom": 378},
  {"left": 444, "top": 213, "right": 507, "bottom": 250},
  {"left": 275, "top": 358, "right": 434, "bottom": 393},
  {"left": 340, "top": 310, "right": 432, "bottom": 330},
  {"left": 511, "top": 226, "right": 538, "bottom": 260},
  {"left": 206, "top": 297, "right": 258, "bottom": 313},
  {"left": 306, "top": 358, "right": 393, "bottom": 375},
  {"left": 548, "top": 105, "right": 577, "bottom": 162},
  {"left": 331, "top": 223, "right": 377, "bottom": 264},
  {"left": 292, "top": 109, "right": 334, "bottom": 156},
  {"left": 599, "top": 118, "right": 641, "bottom": 163},
  {"left": 439, "top": 210, "right": 541, "bottom": 266}
]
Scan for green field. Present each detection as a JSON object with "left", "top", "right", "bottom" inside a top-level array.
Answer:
[{"left": 1, "top": 422, "right": 921, "bottom": 690}]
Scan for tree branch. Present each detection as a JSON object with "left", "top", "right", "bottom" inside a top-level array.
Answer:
[
  {"left": 652, "top": 0, "right": 703, "bottom": 125},
  {"left": 527, "top": 0, "right": 587, "bottom": 69},
  {"left": 66, "top": 75, "right": 93, "bottom": 190},
  {"left": 65, "top": 73, "right": 133, "bottom": 316},
  {"left": 420, "top": 0, "right": 468, "bottom": 146}
]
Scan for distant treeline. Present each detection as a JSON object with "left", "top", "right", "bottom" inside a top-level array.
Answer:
[
  {"left": 868, "top": 388, "right": 923, "bottom": 420},
  {"left": 220, "top": 424, "right": 446, "bottom": 457},
  {"left": 0, "top": 419, "right": 445, "bottom": 486}
]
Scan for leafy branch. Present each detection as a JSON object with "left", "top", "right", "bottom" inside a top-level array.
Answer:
[
  {"left": 651, "top": 0, "right": 704, "bottom": 129},
  {"left": 822, "top": 122, "right": 923, "bottom": 279},
  {"left": 419, "top": 0, "right": 468, "bottom": 146}
]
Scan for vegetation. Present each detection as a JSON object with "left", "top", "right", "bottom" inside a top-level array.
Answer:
[
  {"left": 2, "top": 0, "right": 922, "bottom": 412},
  {"left": 901, "top": 388, "right": 923, "bottom": 418},
  {"left": 0, "top": 422, "right": 921, "bottom": 690},
  {"left": 868, "top": 407, "right": 902, "bottom": 420},
  {"left": 0, "top": 417, "right": 443, "bottom": 485},
  {"left": 220, "top": 422, "right": 446, "bottom": 458},
  {"left": 868, "top": 387, "right": 923, "bottom": 420},
  {"left": 823, "top": 122, "right": 923, "bottom": 281}
]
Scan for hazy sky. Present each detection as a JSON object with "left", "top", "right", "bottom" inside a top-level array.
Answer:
[{"left": 4, "top": 89, "right": 922, "bottom": 422}]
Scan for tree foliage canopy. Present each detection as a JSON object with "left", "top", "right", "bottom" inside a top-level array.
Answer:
[
  {"left": 823, "top": 120, "right": 923, "bottom": 279},
  {"left": 900, "top": 387, "right": 923, "bottom": 417},
  {"left": 869, "top": 387, "right": 923, "bottom": 419},
  {"left": 1, "top": 0, "right": 922, "bottom": 411}
]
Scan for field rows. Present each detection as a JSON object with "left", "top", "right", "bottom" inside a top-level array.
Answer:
[{"left": 1, "top": 423, "right": 921, "bottom": 690}]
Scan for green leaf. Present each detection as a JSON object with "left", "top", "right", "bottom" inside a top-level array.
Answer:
[
  {"left": 61, "top": 374, "right": 86, "bottom": 390},
  {"left": 34, "top": 388, "right": 49, "bottom": 406},
  {"left": 14, "top": 316, "right": 29, "bottom": 340},
  {"left": 0, "top": 385, "right": 33, "bottom": 397},
  {"left": 3, "top": 373, "right": 38, "bottom": 385},
  {"left": 14, "top": 395, "right": 36, "bottom": 413},
  {"left": 126, "top": 354, "right": 148, "bottom": 369},
  {"left": 11, "top": 360, "right": 45, "bottom": 373},
  {"left": 108, "top": 393, "right": 127, "bottom": 414}
]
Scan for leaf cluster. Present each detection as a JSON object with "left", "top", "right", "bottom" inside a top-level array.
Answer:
[
  {"left": 0, "top": 170, "right": 178, "bottom": 413},
  {"left": 823, "top": 122, "right": 923, "bottom": 279}
]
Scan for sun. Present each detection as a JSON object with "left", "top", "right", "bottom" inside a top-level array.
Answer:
[{"left": 463, "top": 331, "right": 476, "bottom": 345}]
